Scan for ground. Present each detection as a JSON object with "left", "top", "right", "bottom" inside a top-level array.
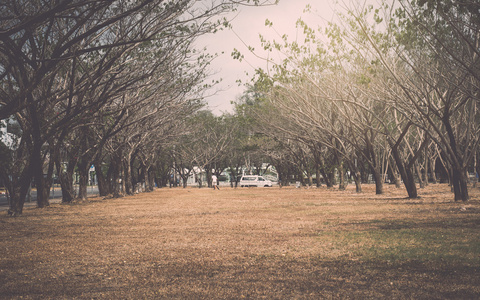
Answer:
[{"left": 0, "top": 184, "right": 479, "bottom": 299}]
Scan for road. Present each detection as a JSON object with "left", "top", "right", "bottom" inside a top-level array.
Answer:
[{"left": 0, "top": 186, "right": 99, "bottom": 211}]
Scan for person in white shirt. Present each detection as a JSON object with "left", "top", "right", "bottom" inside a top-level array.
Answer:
[{"left": 212, "top": 174, "right": 220, "bottom": 190}]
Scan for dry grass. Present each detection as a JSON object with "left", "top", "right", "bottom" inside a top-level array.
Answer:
[{"left": 1, "top": 184, "right": 479, "bottom": 299}]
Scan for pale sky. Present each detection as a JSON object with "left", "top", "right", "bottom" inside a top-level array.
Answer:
[{"left": 199, "top": 0, "right": 339, "bottom": 115}]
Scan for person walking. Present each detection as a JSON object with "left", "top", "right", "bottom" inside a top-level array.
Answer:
[{"left": 212, "top": 174, "right": 220, "bottom": 190}]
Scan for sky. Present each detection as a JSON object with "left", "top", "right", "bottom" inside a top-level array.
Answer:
[{"left": 199, "top": 0, "right": 340, "bottom": 115}]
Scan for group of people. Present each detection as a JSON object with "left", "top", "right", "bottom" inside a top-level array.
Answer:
[{"left": 169, "top": 173, "right": 220, "bottom": 189}]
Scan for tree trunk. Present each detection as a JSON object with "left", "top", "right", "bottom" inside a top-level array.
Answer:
[
  {"left": 444, "top": 117, "right": 469, "bottom": 201},
  {"left": 8, "top": 185, "right": 27, "bottom": 216},
  {"left": 452, "top": 168, "right": 469, "bottom": 201},
  {"left": 321, "top": 169, "right": 334, "bottom": 188},
  {"left": 146, "top": 166, "right": 155, "bottom": 191},
  {"left": 371, "top": 167, "right": 384, "bottom": 195},
  {"left": 31, "top": 144, "right": 49, "bottom": 208},
  {"left": 77, "top": 160, "right": 89, "bottom": 201},
  {"left": 475, "top": 157, "right": 480, "bottom": 188},
  {"left": 330, "top": 169, "right": 336, "bottom": 186},
  {"left": 59, "top": 171, "right": 75, "bottom": 203},
  {"left": 390, "top": 160, "right": 402, "bottom": 188},
  {"left": 394, "top": 173, "right": 402, "bottom": 188},
  {"left": 315, "top": 165, "right": 322, "bottom": 188},
  {"left": 196, "top": 174, "right": 203, "bottom": 188},
  {"left": 182, "top": 175, "right": 189, "bottom": 188},
  {"left": 345, "top": 159, "right": 361, "bottom": 193},
  {"left": 96, "top": 162, "right": 110, "bottom": 196},
  {"left": 229, "top": 167, "right": 239, "bottom": 188},
  {"left": 53, "top": 144, "right": 76, "bottom": 203},
  {"left": 353, "top": 171, "right": 362, "bottom": 193},
  {"left": 38, "top": 149, "right": 55, "bottom": 206},
  {"left": 436, "top": 155, "right": 450, "bottom": 184},
  {"left": 113, "top": 177, "right": 121, "bottom": 198},
  {"left": 58, "top": 163, "right": 75, "bottom": 203},
  {"left": 338, "top": 161, "right": 346, "bottom": 191},
  {"left": 423, "top": 148, "right": 429, "bottom": 187},
  {"left": 391, "top": 146, "right": 418, "bottom": 198},
  {"left": 206, "top": 165, "right": 212, "bottom": 188},
  {"left": 123, "top": 158, "right": 133, "bottom": 195},
  {"left": 111, "top": 154, "right": 123, "bottom": 198},
  {"left": 141, "top": 164, "right": 150, "bottom": 192},
  {"left": 6, "top": 169, "right": 31, "bottom": 216},
  {"left": 130, "top": 153, "right": 139, "bottom": 191},
  {"left": 415, "top": 162, "right": 425, "bottom": 189},
  {"left": 429, "top": 157, "right": 437, "bottom": 184},
  {"left": 305, "top": 165, "right": 313, "bottom": 187}
]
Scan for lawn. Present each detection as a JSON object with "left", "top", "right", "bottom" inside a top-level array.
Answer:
[{"left": 1, "top": 184, "right": 479, "bottom": 299}]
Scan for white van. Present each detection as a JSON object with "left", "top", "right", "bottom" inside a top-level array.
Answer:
[{"left": 239, "top": 175, "right": 273, "bottom": 187}]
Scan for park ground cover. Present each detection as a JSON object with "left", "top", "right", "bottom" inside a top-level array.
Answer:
[{"left": 0, "top": 184, "right": 479, "bottom": 299}]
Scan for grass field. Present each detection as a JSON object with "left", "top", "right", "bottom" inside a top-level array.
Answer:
[{"left": 1, "top": 184, "right": 479, "bottom": 299}]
